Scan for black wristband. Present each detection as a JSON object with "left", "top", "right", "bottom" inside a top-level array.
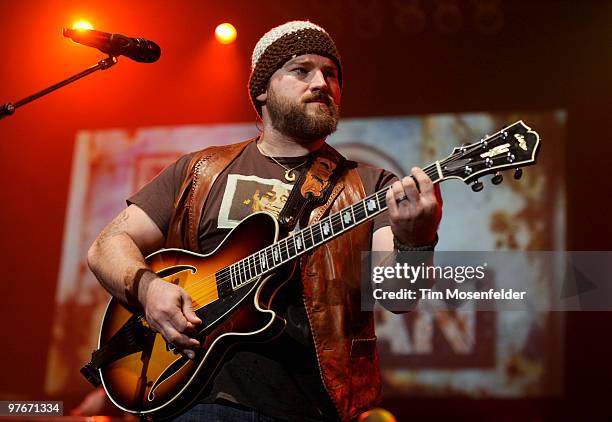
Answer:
[{"left": 393, "top": 234, "right": 438, "bottom": 251}]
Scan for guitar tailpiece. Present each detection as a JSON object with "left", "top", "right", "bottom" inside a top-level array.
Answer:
[{"left": 80, "top": 361, "right": 102, "bottom": 387}]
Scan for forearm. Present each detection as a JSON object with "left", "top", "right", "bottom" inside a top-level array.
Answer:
[
  {"left": 87, "top": 208, "right": 162, "bottom": 310},
  {"left": 89, "top": 233, "right": 154, "bottom": 307}
]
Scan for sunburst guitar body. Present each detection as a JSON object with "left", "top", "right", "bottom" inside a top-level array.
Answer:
[{"left": 95, "top": 212, "right": 290, "bottom": 420}]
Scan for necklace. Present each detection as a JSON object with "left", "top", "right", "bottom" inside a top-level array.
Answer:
[
  {"left": 257, "top": 142, "right": 308, "bottom": 182},
  {"left": 267, "top": 155, "right": 308, "bottom": 182}
]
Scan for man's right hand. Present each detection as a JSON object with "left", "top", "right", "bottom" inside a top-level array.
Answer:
[
  {"left": 139, "top": 278, "right": 202, "bottom": 359},
  {"left": 87, "top": 205, "right": 202, "bottom": 358}
]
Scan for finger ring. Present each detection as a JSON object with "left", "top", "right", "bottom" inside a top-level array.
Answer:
[{"left": 396, "top": 195, "right": 408, "bottom": 203}]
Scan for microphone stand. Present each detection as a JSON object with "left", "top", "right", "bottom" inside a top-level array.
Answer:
[{"left": 0, "top": 55, "right": 118, "bottom": 120}]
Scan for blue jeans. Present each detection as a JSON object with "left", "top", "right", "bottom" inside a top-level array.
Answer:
[{"left": 171, "top": 403, "right": 285, "bottom": 422}]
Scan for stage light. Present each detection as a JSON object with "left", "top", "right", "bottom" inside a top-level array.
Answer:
[
  {"left": 215, "top": 23, "right": 237, "bottom": 44},
  {"left": 72, "top": 21, "right": 94, "bottom": 31},
  {"left": 358, "top": 407, "right": 397, "bottom": 422}
]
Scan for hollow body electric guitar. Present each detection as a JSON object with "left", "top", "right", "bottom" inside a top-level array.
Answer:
[{"left": 82, "top": 121, "right": 541, "bottom": 419}]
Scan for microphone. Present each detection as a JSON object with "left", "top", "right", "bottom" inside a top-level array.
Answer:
[{"left": 63, "top": 28, "right": 161, "bottom": 63}]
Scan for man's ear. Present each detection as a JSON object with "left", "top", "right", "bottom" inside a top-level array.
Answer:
[{"left": 256, "top": 91, "right": 267, "bottom": 102}]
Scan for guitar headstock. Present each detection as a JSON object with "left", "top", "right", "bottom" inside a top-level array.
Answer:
[{"left": 438, "top": 120, "right": 541, "bottom": 190}]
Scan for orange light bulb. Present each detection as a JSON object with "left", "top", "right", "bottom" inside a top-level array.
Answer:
[{"left": 215, "top": 23, "right": 237, "bottom": 44}]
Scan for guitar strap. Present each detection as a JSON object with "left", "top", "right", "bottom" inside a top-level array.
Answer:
[{"left": 278, "top": 144, "right": 347, "bottom": 231}]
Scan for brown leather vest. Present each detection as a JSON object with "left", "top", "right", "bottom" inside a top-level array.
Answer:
[{"left": 166, "top": 140, "right": 381, "bottom": 421}]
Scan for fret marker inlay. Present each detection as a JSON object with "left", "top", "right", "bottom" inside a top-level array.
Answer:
[
  {"left": 322, "top": 221, "right": 330, "bottom": 235},
  {"left": 343, "top": 211, "right": 352, "bottom": 224}
]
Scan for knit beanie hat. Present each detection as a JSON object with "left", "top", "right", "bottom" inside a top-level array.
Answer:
[{"left": 248, "top": 20, "right": 342, "bottom": 116}]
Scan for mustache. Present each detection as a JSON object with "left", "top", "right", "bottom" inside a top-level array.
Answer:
[{"left": 303, "top": 92, "right": 333, "bottom": 105}]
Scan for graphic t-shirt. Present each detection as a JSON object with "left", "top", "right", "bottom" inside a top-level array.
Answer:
[{"left": 128, "top": 140, "right": 398, "bottom": 421}]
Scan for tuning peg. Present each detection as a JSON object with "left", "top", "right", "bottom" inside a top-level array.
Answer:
[
  {"left": 471, "top": 180, "right": 484, "bottom": 192},
  {"left": 513, "top": 168, "right": 523, "bottom": 180},
  {"left": 491, "top": 172, "right": 503, "bottom": 185}
]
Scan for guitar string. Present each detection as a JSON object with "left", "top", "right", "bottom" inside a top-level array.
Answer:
[{"left": 175, "top": 142, "right": 518, "bottom": 301}]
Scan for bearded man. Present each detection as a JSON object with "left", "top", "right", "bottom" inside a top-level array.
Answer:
[{"left": 87, "top": 21, "right": 442, "bottom": 421}]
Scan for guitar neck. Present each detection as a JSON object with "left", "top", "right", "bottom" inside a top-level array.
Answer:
[{"left": 222, "top": 161, "right": 443, "bottom": 292}]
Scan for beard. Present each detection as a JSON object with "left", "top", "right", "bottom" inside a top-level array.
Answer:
[{"left": 266, "top": 88, "right": 340, "bottom": 142}]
